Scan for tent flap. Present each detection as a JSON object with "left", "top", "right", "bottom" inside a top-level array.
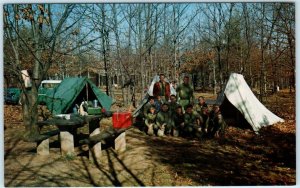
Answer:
[{"left": 88, "top": 79, "right": 112, "bottom": 111}]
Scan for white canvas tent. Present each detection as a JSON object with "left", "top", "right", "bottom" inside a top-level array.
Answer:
[{"left": 216, "top": 73, "right": 284, "bottom": 132}]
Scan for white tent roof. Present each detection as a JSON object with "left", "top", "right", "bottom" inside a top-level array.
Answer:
[{"left": 217, "top": 73, "right": 284, "bottom": 132}]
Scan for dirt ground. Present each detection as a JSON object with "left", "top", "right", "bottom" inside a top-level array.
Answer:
[{"left": 4, "top": 90, "right": 296, "bottom": 186}]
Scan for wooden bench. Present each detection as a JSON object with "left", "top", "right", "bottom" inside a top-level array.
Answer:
[
  {"left": 80, "top": 127, "right": 127, "bottom": 161},
  {"left": 35, "top": 129, "right": 60, "bottom": 155}
]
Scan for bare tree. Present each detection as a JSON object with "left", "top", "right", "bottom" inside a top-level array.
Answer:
[{"left": 4, "top": 4, "right": 76, "bottom": 139}]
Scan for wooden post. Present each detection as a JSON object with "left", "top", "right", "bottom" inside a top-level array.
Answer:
[
  {"left": 37, "top": 139, "right": 49, "bottom": 155},
  {"left": 88, "top": 118, "right": 102, "bottom": 160},
  {"left": 60, "top": 131, "right": 75, "bottom": 156},
  {"left": 114, "top": 132, "right": 126, "bottom": 152}
]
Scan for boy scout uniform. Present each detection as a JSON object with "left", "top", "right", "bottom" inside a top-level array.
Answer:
[
  {"left": 183, "top": 111, "right": 200, "bottom": 136},
  {"left": 145, "top": 113, "right": 157, "bottom": 135},
  {"left": 176, "top": 83, "right": 194, "bottom": 110},
  {"left": 156, "top": 110, "right": 173, "bottom": 134},
  {"left": 169, "top": 101, "right": 180, "bottom": 114},
  {"left": 194, "top": 103, "right": 208, "bottom": 115},
  {"left": 207, "top": 110, "right": 227, "bottom": 137}
]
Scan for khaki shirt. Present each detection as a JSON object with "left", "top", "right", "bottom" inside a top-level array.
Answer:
[{"left": 176, "top": 83, "right": 194, "bottom": 101}]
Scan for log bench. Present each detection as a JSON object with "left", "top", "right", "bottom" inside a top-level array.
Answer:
[
  {"left": 35, "top": 129, "right": 60, "bottom": 155},
  {"left": 80, "top": 127, "right": 128, "bottom": 161}
]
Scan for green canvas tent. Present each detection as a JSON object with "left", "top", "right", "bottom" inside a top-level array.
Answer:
[{"left": 44, "top": 77, "right": 112, "bottom": 115}]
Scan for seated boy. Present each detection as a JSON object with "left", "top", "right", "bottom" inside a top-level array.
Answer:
[
  {"left": 144, "top": 106, "right": 157, "bottom": 136},
  {"left": 207, "top": 104, "right": 227, "bottom": 138},
  {"left": 156, "top": 103, "right": 172, "bottom": 136},
  {"left": 172, "top": 105, "right": 184, "bottom": 136},
  {"left": 183, "top": 104, "right": 201, "bottom": 137}
]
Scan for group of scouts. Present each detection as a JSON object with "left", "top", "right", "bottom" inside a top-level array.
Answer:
[{"left": 140, "top": 74, "right": 227, "bottom": 138}]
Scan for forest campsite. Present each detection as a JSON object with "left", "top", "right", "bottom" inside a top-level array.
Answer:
[{"left": 3, "top": 2, "right": 295, "bottom": 186}]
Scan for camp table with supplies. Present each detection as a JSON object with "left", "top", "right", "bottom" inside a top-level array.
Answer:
[{"left": 37, "top": 114, "right": 102, "bottom": 156}]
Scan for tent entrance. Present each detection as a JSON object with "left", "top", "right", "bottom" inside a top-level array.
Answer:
[
  {"left": 220, "top": 96, "right": 252, "bottom": 130},
  {"left": 66, "top": 84, "right": 100, "bottom": 114}
]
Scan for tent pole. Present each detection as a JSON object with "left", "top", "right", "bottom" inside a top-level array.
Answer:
[{"left": 86, "top": 83, "right": 88, "bottom": 102}]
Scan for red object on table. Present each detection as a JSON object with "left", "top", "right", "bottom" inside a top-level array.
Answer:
[{"left": 112, "top": 112, "right": 132, "bottom": 129}]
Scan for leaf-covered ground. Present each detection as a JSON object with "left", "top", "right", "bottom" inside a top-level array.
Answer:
[{"left": 4, "top": 90, "right": 295, "bottom": 186}]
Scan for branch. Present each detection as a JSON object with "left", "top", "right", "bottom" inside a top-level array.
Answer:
[
  {"left": 7, "top": 18, "right": 43, "bottom": 66},
  {"left": 43, "top": 4, "right": 76, "bottom": 77}
]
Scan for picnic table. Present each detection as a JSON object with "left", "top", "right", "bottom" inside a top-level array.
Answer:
[{"left": 37, "top": 114, "right": 102, "bottom": 156}]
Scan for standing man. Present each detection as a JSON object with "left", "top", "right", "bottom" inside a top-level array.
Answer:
[
  {"left": 153, "top": 74, "right": 171, "bottom": 103},
  {"left": 176, "top": 75, "right": 195, "bottom": 110}
]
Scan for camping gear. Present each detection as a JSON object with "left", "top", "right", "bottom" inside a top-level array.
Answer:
[
  {"left": 55, "top": 114, "right": 71, "bottom": 120},
  {"left": 79, "top": 101, "right": 88, "bottom": 116},
  {"left": 216, "top": 73, "right": 284, "bottom": 132},
  {"left": 157, "top": 124, "right": 165, "bottom": 137},
  {"left": 112, "top": 112, "right": 132, "bottom": 129},
  {"left": 44, "top": 77, "right": 112, "bottom": 115},
  {"left": 21, "top": 70, "right": 32, "bottom": 88},
  {"left": 73, "top": 107, "right": 78, "bottom": 114},
  {"left": 147, "top": 124, "right": 154, "bottom": 136},
  {"left": 87, "top": 107, "right": 102, "bottom": 115},
  {"left": 173, "top": 129, "right": 179, "bottom": 137},
  {"left": 93, "top": 99, "right": 98, "bottom": 107}
]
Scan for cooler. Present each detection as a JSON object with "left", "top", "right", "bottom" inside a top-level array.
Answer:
[
  {"left": 87, "top": 107, "right": 102, "bottom": 115},
  {"left": 112, "top": 112, "right": 132, "bottom": 129}
]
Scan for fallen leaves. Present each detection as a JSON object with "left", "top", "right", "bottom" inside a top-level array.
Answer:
[{"left": 3, "top": 90, "right": 296, "bottom": 186}]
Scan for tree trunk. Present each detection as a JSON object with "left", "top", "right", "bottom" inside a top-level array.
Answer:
[
  {"left": 112, "top": 4, "right": 126, "bottom": 104},
  {"left": 22, "top": 87, "right": 40, "bottom": 140},
  {"left": 260, "top": 3, "right": 266, "bottom": 102},
  {"left": 101, "top": 4, "right": 109, "bottom": 96},
  {"left": 4, "top": 4, "right": 74, "bottom": 140},
  {"left": 213, "top": 59, "right": 217, "bottom": 95},
  {"left": 173, "top": 5, "right": 177, "bottom": 81},
  {"left": 138, "top": 5, "right": 144, "bottom": 103}
]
